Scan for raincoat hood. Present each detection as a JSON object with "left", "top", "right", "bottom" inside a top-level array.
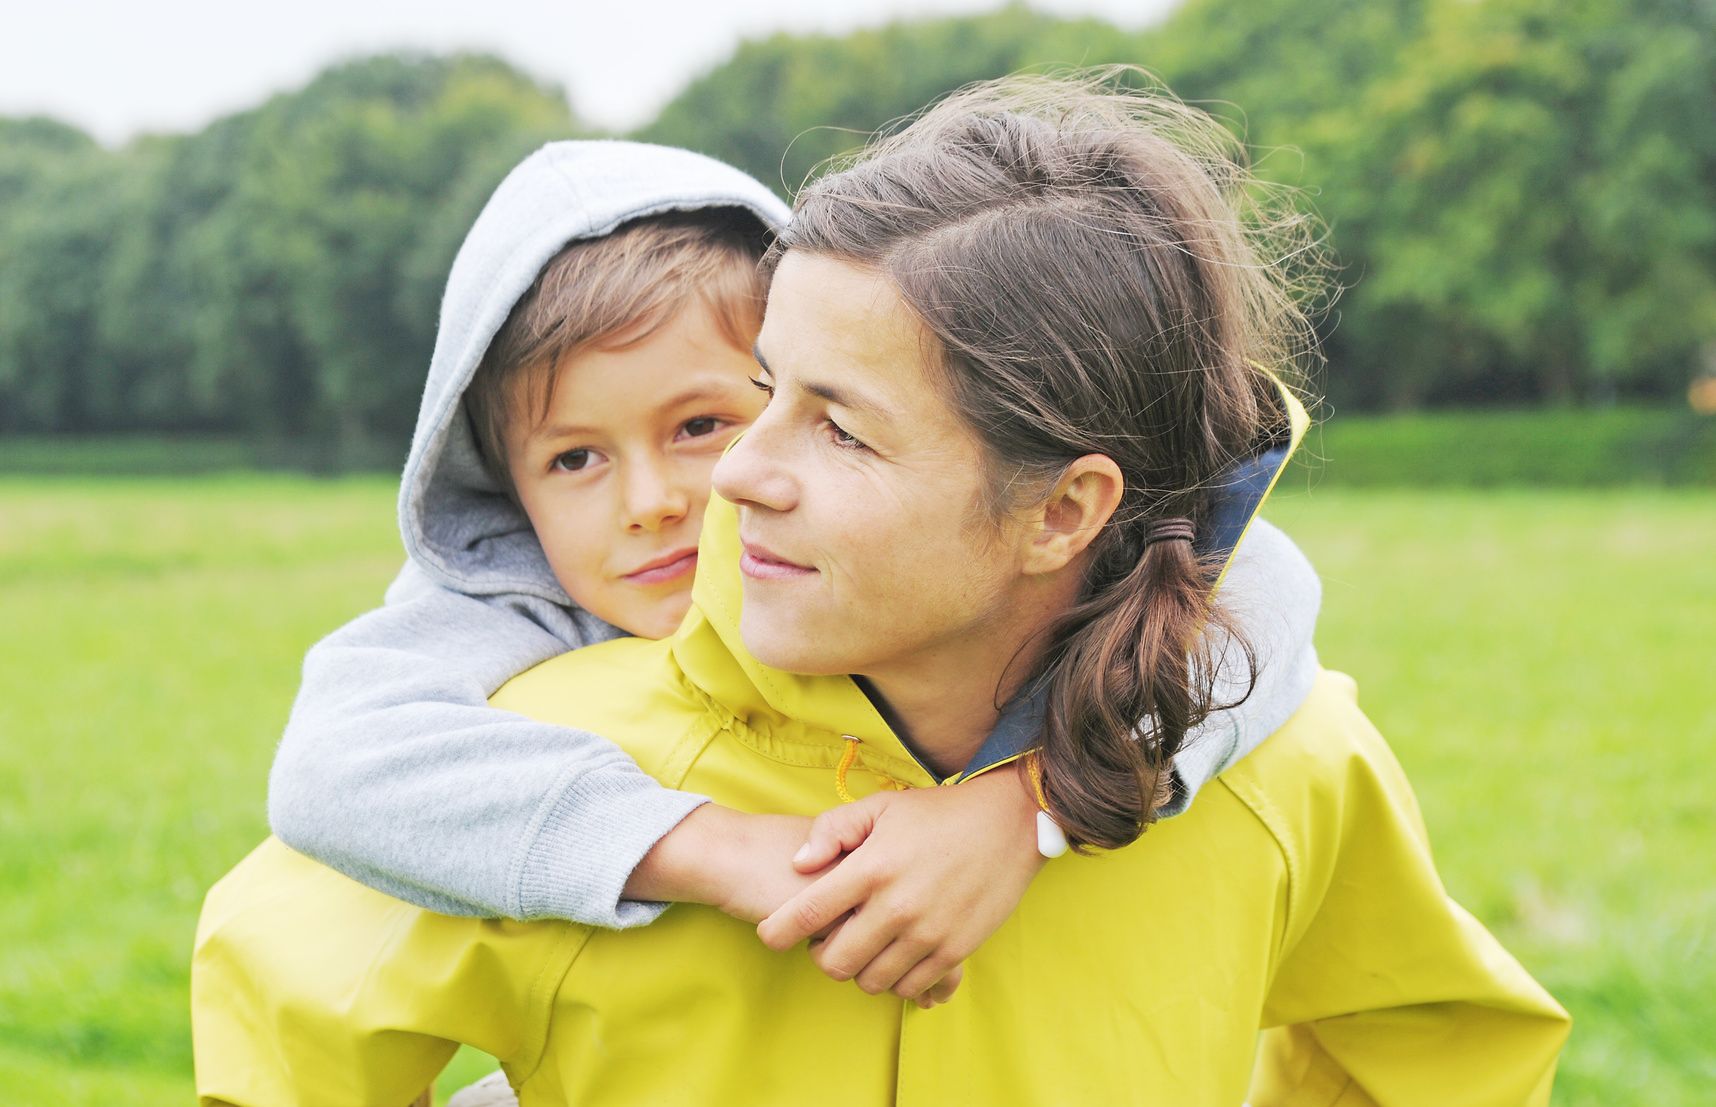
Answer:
[{"left": 396, "top": 140, "right": 792, "bottom": 604}]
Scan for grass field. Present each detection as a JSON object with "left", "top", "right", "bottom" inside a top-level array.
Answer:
[{"left": 2, "top": 475, "right": 1712, "bottom": 1104}]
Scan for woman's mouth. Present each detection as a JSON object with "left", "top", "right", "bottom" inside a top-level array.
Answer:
[
  {"left": 739, "top": 540, "right": 816, "bottom": 581},
  {"left": 624, "top": 549, "right": 698, "bottom": 585}
]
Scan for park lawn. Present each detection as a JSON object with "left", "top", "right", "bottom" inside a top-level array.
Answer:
[{"left": 1, "top": 476, "right": 1710, "bottom": 1105}]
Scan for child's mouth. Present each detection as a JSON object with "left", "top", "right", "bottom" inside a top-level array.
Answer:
[{"left": 624, "top": 549, "right": 698, "bottom": 585}]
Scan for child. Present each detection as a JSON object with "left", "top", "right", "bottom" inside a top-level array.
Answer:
[{"left": 261, "top": 140, "right": 1322, "bottom": 991}]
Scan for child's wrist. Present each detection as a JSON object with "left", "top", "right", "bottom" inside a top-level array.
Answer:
[{"left": 627, "top": 804, "right": 738, "bottom": 906}]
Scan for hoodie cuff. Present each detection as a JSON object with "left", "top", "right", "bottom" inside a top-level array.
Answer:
[
  {"left": 1159, "top": 723, "right": 1239, "bottom": 819},
  {"left": 514, "top": 759, "right": 711, "bottom": 928},
  {"left": 1161, "top": 644, "right": 1322, "bottom": 819}
]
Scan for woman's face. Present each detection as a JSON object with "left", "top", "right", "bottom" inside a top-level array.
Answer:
[{"left": 711, "top": 252, "right": 1036, "bottom": 679}]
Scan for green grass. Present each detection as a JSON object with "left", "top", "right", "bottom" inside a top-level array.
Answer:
[{"left": 1, "top": 476, "right": 1711, "bottom": 1104}]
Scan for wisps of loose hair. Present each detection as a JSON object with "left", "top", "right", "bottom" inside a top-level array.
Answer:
[{"left": 777, "top": 67, "right": 1331, "bottom": 849}]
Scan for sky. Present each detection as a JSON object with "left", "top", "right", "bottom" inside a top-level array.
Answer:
[{"left": 4, "top": 0, "right": 1181, "bottom": 146}]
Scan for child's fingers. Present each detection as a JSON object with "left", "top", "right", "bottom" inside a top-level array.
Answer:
[
  {"left": 757, "top": 863, "right": 871, "bottom": 951},
  {"left": 792, "top": 797, "right": 884, "bottom": 872}
]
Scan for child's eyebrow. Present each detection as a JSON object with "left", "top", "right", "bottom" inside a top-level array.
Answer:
[{"left": 528, "top": 385, "right": 745, "bottom": 442}]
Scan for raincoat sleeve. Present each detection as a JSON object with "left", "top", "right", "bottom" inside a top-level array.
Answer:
[
  {"left": 1239, "top": 674, "right": 1571, "bottom": 1107},
  {"left": 266, "top": 560, "right": 709, "bottom": 927}
]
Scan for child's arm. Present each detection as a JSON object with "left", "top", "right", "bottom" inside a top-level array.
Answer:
[
  {"left": 1162, "top": 517, "right": 1322, "bottom": 814},
  {"left": 756, "top": 519, "right": 1322, "bottom": 1002},
  {"left": 267, "top": 560, "right": 712, "bottom": 927}
]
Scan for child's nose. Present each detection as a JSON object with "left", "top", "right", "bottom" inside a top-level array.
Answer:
[{"left": 624, "top": 462, "right": 691, "bottom": 532}]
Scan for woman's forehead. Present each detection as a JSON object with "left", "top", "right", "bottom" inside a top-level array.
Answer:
[{"left": 760, "top": 253, "right": 922, "bottom": 377}]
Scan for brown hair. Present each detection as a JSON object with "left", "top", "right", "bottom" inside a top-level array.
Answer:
[
  {"left": 467, "top": 208, "right": 770, "bottom": 486},
  {"left": 777, "top": 69, "right": 1327, "bottom": 849}
]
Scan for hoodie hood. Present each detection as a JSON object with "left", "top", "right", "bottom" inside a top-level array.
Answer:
[
  {"left": 397, "top": 140, "right": 793, "bottom": 604},
  {"left": 677, "top": 371, "right": 1312, "bottom": 784}
]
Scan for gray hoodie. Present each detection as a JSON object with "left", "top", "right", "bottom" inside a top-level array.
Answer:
[{"left": 266, "top": 139, "right": 1323, "bottom": 929}]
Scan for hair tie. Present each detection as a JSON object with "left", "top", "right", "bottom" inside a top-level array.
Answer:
[{"left": 1142, "top": 517, "right": 1195, "bottom": 548}]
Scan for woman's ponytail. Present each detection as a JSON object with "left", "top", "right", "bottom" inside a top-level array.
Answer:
[{"left": 1032, "top": 517, "right": 1254, "bottom": 850}]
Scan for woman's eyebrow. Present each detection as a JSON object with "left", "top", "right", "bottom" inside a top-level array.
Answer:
[
  {"left": 801, "top": 378, "right": 889, "bottom": 420},
  {"left": 753, "top": 342, "right": 890, "bottom": 419}
]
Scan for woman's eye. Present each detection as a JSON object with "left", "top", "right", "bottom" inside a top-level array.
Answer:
[
  {"left": 680, "top": 416, "right": 724, "bottom": 439},
  {"left": 552, "top": 449, "right": 593, "bottom": 472},
  {"left": 827, "top": 420, "right": 866, "bottom": 451},
  {"left": 749, "top": 376, "right": 774, "bottom": 399}
]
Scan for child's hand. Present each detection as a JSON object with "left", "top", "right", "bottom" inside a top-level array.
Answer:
[
  {"left": 628, "top": 806, "right": 827, "bottom": 924},
  {"left": 707, "top": 812, "right": 831, "bottom": 924},
  {"left": 755, "top": 767, "right": 1044, "bottom": 1006}
]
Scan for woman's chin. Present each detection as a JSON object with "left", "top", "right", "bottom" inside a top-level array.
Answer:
[{"left": 739, "top": 610, "right": 845, "bottom": 676}]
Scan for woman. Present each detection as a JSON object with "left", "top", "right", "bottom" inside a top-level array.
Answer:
[{"left": 194, "top": 71, "right": 1568, "bottom": 1105}]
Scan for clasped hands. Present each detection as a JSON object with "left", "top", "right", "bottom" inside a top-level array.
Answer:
[{"left": 632, "top": 767, "right": 1045, "bottom": 1008}]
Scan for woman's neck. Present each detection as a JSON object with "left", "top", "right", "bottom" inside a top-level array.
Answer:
[{"left": 860, "top": 577, "right": 1074, "bottom": 778}]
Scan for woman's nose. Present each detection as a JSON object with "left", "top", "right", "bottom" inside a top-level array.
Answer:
[{"left": 712, "top": 420, "right": 797, "bottom": 514}]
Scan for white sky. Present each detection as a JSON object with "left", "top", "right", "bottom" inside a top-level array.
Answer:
[{"left": 4, "top": 0, "right": 1180, "bottom": 146}]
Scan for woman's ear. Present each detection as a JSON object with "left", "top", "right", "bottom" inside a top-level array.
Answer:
[{"left": 1019, "top": 454, "right": 1124, "bottom": 576}]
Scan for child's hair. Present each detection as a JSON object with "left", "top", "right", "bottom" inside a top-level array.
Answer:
[
  {"left": 467, "top": 208, "right": 771, "bottom": 486},
  {"left": 775, "top": 68, "right": 1328, "bottom": 850}
]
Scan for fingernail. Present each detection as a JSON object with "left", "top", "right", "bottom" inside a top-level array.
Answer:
[{"left": 793, "top": 844, "right": 810, "bottom": 864}]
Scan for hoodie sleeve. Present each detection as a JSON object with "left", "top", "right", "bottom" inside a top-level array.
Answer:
[
  {"left": 1159, "top": 517, "right": 1322, "bottom": 817},
  {"left": 266, "top": 562, "right": 709, "bottom": 927}
]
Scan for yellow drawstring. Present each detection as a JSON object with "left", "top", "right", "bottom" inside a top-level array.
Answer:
[
  {"left": 834, "top": 736, "right": 862, "bottom": 803},
  {"left": 1024, "top": 750, "right": 1051, "bottom": 812},
  {"left": 833, "top": 735, "right": 906, "bottom": 802}
]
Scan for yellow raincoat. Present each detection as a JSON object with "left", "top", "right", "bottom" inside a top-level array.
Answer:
[{"left": 194, "top": 390, "right": 1568, "bottom": 1106}]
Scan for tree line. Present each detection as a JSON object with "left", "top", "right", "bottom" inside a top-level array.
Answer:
[{"left": 2, "top": 0, "right": 1711, "bottom": 457}]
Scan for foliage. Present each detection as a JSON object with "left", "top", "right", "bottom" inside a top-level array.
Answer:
[
  {"left": 1, "top": 2, "right": 1713, "bottom": 446},
  {"left": 1295, "top": 0, "right": 1716, "bottom": 408},
  {"left": 637, "top": 3, "right": 1139, "bottom": 192},
  {"left": 0, "top": 54, "right": 579, "bottom": 456},
  {"left": 1294, "top": 405, "right": 1716, "bottom": 487}
]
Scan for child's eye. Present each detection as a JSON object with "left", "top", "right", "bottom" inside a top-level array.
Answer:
[
  {"left": 679, "top": 416, "right": 725, "bottom": 439},
  {"left": 749, "top": 377, "right": 774, "bottom": 399},
  {"left": 552, "top": 449, "right": 595, "bottom": 472}
]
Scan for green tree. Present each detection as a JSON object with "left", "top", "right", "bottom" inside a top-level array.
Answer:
[
  {"left": 1298, "top": 0, "right": 1716, "bottom": 406},
  {"left": 0, "top": 131, "right": 129, "bottom": 432},
  {"left": 197, "top": 53, "right": 579, "bottom": 459},
  {"left": 636, "top": 4, "right": 1140, "bottom": 195}
]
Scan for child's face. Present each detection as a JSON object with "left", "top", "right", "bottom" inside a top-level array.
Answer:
[{"left": 502, "top": 299, "right": 766, "bottom": 639}]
